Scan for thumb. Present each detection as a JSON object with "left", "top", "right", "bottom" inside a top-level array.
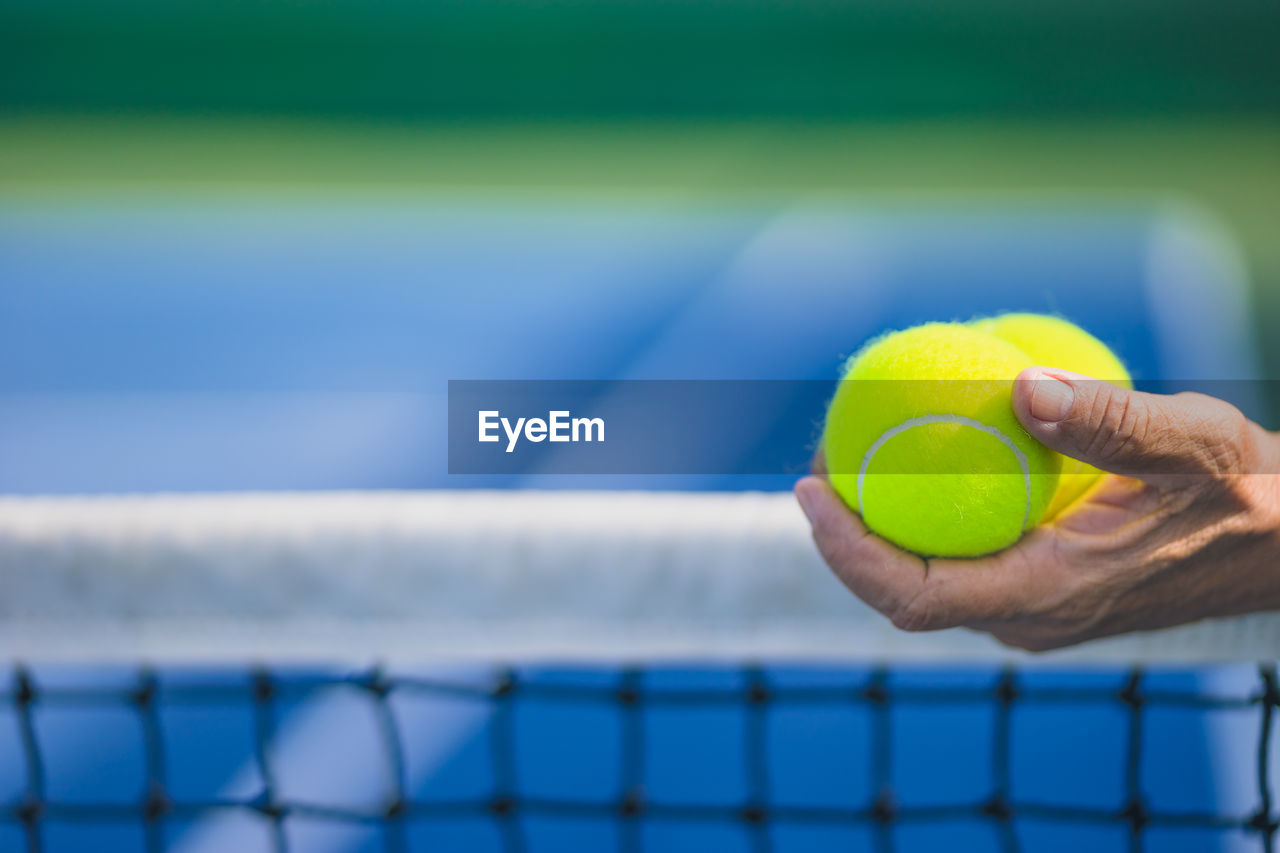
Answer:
[{"left": 1011, "top": 367, "right": 1256, "bottom": 484}]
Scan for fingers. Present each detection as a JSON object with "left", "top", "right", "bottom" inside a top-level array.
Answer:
[
  {"left": 810, "top": 446, "right": 827, "bottom": 477},
  {"left": 795, "top": 476, "right": 922, "bottom": 623},
  {"left": 1012, "top": 368, "right": 1261, "bottom": 486},
  {"left": 795, "top": 476, "right": 1054, "bottom": 632},
  {"left": 1048, "top": 477, "right": 1161, "bottom": 535}
]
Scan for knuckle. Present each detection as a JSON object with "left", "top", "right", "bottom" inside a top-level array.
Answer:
[
  {"left": 888, "top": 587, "right": 946, "bottom": 633},
  {"left": 812, "top": 534, "right": 851, "bottom": 579},
  {"left": 1177, "top": 393, "right": 1250, "bottom": 477},
  {"left": 1084, "top": 386, "right": 1149, "bottom": 464},
  {"left": 810, "top": 524, "right": 856, "bottom": 571}
]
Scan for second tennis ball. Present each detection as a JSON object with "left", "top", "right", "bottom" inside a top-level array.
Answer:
[{"left": 972, "top": 313, "right": 1132, "bottom": 518}]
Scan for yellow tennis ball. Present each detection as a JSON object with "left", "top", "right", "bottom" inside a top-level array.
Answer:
[
  {"left": 972, "top": 313, "right": 1131, "bottom": 518},
  {"left": 823, "top": 323, "right": 1062, "bottom": 558}
]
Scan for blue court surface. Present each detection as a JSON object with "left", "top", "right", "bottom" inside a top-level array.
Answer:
[{"left": 0, "top": 196, "right": 1273, "bottom": 852}]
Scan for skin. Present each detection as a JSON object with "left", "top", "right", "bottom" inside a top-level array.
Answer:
[{"left": 795, "top": 367, "right": 1280, "bottom": 652}]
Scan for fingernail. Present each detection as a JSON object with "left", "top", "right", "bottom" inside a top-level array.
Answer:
[
  {"left": 795, "top": 480, "right": 818, "bottom": 526},
  {"left": 1028, "top": 371, "right": 1075, "bottom": 423}
]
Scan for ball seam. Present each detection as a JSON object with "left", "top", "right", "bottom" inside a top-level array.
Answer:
[{"left": 856, "top": 414, "right": 1032, "bottom": 532}]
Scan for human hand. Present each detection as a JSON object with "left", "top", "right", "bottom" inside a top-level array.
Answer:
[{"left": 795, "top": 369, "right": 1280, "bottom": 651}]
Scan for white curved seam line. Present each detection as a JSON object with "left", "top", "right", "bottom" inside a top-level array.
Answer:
[{"left": 857, "top": 414, "right": 1032, "bottom": 529}]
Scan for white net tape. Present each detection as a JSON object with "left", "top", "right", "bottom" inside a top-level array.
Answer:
[{"left": 1, "top": 491, "right": 1277, "bottom": 663}]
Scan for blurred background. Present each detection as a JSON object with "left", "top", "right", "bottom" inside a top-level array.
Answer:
[
  {"left": 1, "top": 0, "right": 1278, "bottom": 491},
  {"left": 1, "top": 2, "right": 1279, "bottom": 852}
]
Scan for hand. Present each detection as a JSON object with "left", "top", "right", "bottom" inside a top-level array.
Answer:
[{"left": 795, "top": 368, "right": 1280, "bottom": 651}]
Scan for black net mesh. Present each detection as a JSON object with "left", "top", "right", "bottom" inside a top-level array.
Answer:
[{"left": 2, "top": 662, "right": 1277, "bottom": 853}]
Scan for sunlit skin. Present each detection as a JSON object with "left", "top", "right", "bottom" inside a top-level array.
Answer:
[{"left": 796, "top": 367, "right": 1280, "bottom": 652}]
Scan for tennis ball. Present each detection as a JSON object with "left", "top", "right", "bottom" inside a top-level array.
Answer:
[
  {"left": 972, "top": 314, "right": 1131, "bottom": 518},
  {"left": 823, "top": 323, "right": 1062, "bottom": 558}
]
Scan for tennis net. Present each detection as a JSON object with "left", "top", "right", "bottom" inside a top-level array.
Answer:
[{"left": 1, "top": 491, "right": 1277, "bottom": 853}]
